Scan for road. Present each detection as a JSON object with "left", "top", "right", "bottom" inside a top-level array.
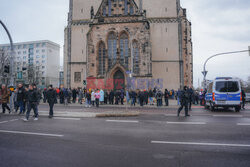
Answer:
[{"left": 0, "top": 104, "right": 250, "bottom": 167}]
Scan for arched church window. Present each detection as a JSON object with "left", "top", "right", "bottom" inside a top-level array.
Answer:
[
  {"left": 119, "top": 32, "right": 129, "bottom": 69},
  {"left": 133, "top": 41, "right": 140, "bottom": 74},
  {"left": 103, "top": 7, "right": 106, "bottom": 16},
  {"left": 108, "top": 0, "right": 112, "bottom": 16},
  {"left": 98, "top": 42, "right": 106, "bottom": 75},
  {"left": 124, "top": 0, "right": 128, "bottom": 15},
  {"left": 130, "top": 6, "right": 134, "bottom": 15},
  {"left": 108, "top": 32, "right": 117, "bottom": 69}
]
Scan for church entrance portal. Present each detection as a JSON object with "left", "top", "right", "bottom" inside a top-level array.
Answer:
[{"left": 113, "top": 70, "right": 125, "bottom": 90}]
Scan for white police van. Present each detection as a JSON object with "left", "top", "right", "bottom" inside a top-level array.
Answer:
[{"left": 205, "top": 77, "right": 242, "bottom": 112}]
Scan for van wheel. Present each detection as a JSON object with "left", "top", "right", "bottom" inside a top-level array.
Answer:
[
  {"left": 210, "top": 103, "right": 215, "bottom": 111},
  {"left": 235, "top": 107, "right": 240, "bottom": 112}
]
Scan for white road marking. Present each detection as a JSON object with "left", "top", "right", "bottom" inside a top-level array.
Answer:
[
  {"left": 213, "top": 115, "right": 243, "bottom": 118},
  {"left": 237, "top": 123, "right": 250, "bottom": 126},
  {"left": 106, "top": 120, "right": 139, "bottom": 123},
  {"left": 165, "top": 114, "right": 177, "bottom": 117},
  {"left": 0, "top": 119, "right": 19, "bottom": 124},
  {"left": 9, "top": 119, "right": 19, "bottom": 122},
  {"left": 151, "top": 141, "right": 250, "bottom": 148},
  {"left": 167, "top": 122, "right": 206, "bottom": 125},
  {"left": 0, "top": 130, "right": 64, "bottom": 137},
  {"left": 53, "top": 117, "right": 81, "bottom": 121}
]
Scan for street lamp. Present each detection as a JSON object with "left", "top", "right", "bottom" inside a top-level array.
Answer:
[
  {"left": 0, "top": 20, "right": 15, "bottom": 86},
  {"left": 202, "top": 49, "right": 250, "bottom": 89}
]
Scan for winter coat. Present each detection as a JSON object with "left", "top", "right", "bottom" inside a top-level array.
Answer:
[
  {"left": 1, "top": 89, "right": 10, "bottom": 103},
  {"left": 100, "top": 90, "right": 104, "bottom": 102},
  {"left": 95, "top": 92, "right": 100, "bottom": 99},
  {"left": 27, "top": 89, "right": 39, "bottom": 103},
  {"left": 91, "top": 92, "right": 95, "bottom": 101},
  {"left": 16, "top": 87, "right": 25, "bottom": 102},
  {"left": 46, "top": 89, "right": 57, "bottom": 104}
]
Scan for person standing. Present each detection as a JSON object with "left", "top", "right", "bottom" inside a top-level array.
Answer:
[
  {"left": 177, "top": 86, "right": 190, "bottom": 117},
  {"left": 156, "top": 89, "right": 163, "bottom": 107},
  {"left": 78, "top": 88, "right": 84, "bottom": 104},
  {"left": 104, "top": 90, "right": 108, "bottom": 104},
  {"left": 59, "top": 87, "right": 65, "bottom": 104},
  {"left": 43, "top": 88, "right": 47, "bottom": 103},
  {"left": 164, "top": 89, "right": 169, "bottom": 106},
  {"left": 23, "top": 84, "right": 39, "bottom": 121},
  {"left": 148, "top": 89, "right": 154, "bottom": 105},
  {"left": 85, "top": 90, "right": 92, "bottom": 108},
  {"left": 91, "top": 90, "right": 95, "bottom": 106},
  {"left": 95, "top": 89, "right": 100, "bottom": 107},
  {"left": 99, "top": 89, "right": 104, "bottom": 105},
  {"left": 144, "top": 90, "right": 149, "bottom": 105},
  {"left": 1, "top": 84, "right": 11, "bottom": 114},
  {"left": 109, "top": 90, "right": 114, "bottom": 105},
  {"left": 120, "top": 89, "right": 125, "bottom": 105},
  {"left": 46, "top": 85, "right": 57, "bottom": 118},
  {"left": 16, "top": 83, "right": 25, "bottom": 115},
  {"left": 188, "top": 86, "right": 194, "bottom": 111},
  {"left": 72, "top": 88, "right": 77, "bottom": 103},
  {"left": 241, "top": 89, "right": 246, "bottom": 110}
]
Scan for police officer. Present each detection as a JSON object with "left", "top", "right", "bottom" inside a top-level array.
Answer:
[{"left": 177, "top": 86, "right": 190, "bottom": 117}]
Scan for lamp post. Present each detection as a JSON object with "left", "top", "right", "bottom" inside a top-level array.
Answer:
[
  {"left": 0, "top": 20, "right": 15, "bottom": 86},
  {"left": 202, "top": 49, "right": 250, "bottom": 89}
]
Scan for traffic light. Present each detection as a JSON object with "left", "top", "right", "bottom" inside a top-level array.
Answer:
[
  {"left": 83, "top": 80, "right": 86, "bottom": 85},
  {"left": 4, "top": 65, "right": 10, "bottom": 73}
]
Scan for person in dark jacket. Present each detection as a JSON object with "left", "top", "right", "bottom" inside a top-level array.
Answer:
[
  {"left": 242, "top": 89, "right": 246, "bottom": 110},
  {"left": 164, "top": 89, "right": 169, "bottom": 106},
  {"left": 72, "top": 88, "right": 77, "bottom": 103},
  {"left": 177, "top": 86, "right": 190, "bottom": 117},
  {"left": 23, "top": 86, "right": 29, "bottom": 114},
  {"left": 59, "top": 87, "right": 65, "bottom": 104},
  {"left": 188, "top": 86, "right": 194, "bottom": 111},
  {"left": 148, "top": 89, "right": 154, "bottom": 105},
  {"left": 43, "top": 88, "right": 47, "bottom": 103},
  {"left": 23, "top": 84, "right": 39, "bottom": 121},
  {"left": 120, "top": 89, "right": 125, "bottom": 105},
  {"left": 144, "top": 90, "right": 149, "bottom": 105},
  {"left": 109, "top": 90, "right": 114, "bottom": 105},
  {"left": 46, "top": 85, "right": 57, "bottom": 118},
  {"left": 16, "top": 84, "right": 25, "bottom": 114},
  {"left": 130, "top": 90, "right": 136, "bottom": 106}
]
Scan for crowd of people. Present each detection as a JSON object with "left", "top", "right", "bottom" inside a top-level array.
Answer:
[{"left": 0, "top": 83, "right": 215, "bottom": 121}]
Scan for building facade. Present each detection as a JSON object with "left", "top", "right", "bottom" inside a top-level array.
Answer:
[
  {"left": 0, "top": 40, "right": 60, "bottom": 87},
  {"left": 64, "top": 0, "right": 193, "bottom": 90}
]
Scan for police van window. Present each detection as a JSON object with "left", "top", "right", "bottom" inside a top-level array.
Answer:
[
  {"left": 216, "top": 81, "right": 227, "bottom": 92},
  {"left": 216, "top": 81, "right": 239, "bottom": 92},
  {"left": 227, "top": 81, "right": 239, "bottom": 92}
]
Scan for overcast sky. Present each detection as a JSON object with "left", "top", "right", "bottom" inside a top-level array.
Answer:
[{"left": 0, "top": 0, "right": 250, "bottom": 87}]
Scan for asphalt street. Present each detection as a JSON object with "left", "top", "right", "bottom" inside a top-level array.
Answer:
[{"left": 0, "top": 104, "right": 250, "bottom": 167}]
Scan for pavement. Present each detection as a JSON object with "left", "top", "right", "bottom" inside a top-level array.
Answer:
[{"left": 0, "top": 104, "right": 250, "bottom": 167}]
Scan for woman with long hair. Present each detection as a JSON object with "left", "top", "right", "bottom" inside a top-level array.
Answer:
[{"left": 1, "top": 84, "right": 11, "bottom": 114}]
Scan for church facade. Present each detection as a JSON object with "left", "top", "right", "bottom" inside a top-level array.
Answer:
[{"left": 64, "top": 0, "right": 193, "bottom": 90}]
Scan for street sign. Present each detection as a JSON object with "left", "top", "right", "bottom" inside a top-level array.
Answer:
[{"left": 126, "top": 71, "right": 131, "bottom": 74}]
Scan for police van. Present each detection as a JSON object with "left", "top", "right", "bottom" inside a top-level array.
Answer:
[{"left": 205, "top": 77, "right": 242, "bottom": 112}]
